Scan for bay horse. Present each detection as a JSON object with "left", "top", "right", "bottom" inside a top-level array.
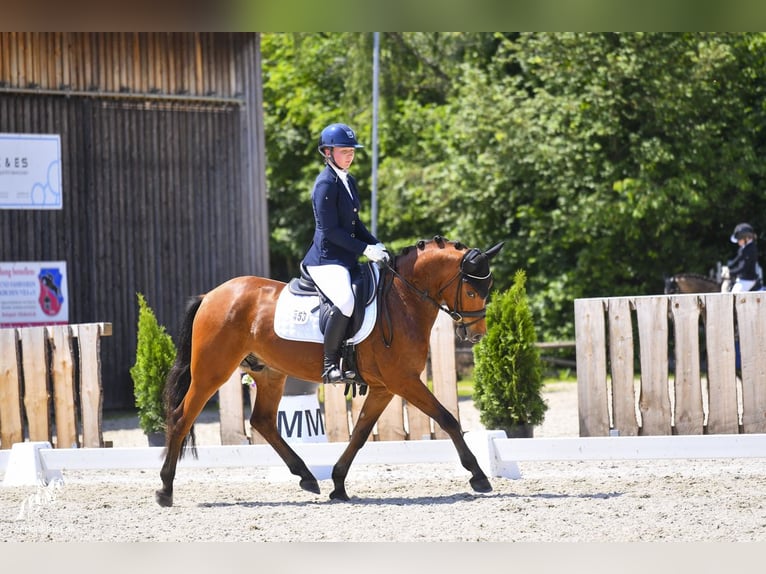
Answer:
[
  {"left": 664, "top": 273, "right": 721, "bottom": 294},
  {"left": 155, "top": 236, "right": 504, "bottom": 507}
]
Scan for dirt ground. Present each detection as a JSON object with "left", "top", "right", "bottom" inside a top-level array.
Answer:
[{"left": 2, "top": 381, "right": 766, "bottom": 543}]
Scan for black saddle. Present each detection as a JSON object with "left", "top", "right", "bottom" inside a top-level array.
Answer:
[{"left": 287, "top": 262, "right": 378, "bottom": 337}]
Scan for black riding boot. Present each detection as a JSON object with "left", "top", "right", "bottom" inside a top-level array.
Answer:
[{"left": 322, "top": 306, "right": 351, "bottom": 385}]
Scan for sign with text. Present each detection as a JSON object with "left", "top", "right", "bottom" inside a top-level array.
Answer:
[
  {"left": 0, "top": 133, "right": 62, "bottom": 209},
  {"left": 0, "top": 261, "right": 69, "bottom": 327}
]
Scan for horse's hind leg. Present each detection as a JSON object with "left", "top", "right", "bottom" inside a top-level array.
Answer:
[
  {"left": 249, "top": 369, "right": 321, "bottom": 495},
  {"left": 156, "top": 382, "right": 216, "bottom": 507},
  {"left": 329, "top": 387, "right": 394, "bottom": 501},
  {"left": 398, "top": 378, "right": 492, "bottom": 494}
]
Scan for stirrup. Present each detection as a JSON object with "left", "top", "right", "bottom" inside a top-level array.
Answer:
[
  {"left": 322, "top": 363, "right": 343, "bottom": 385},
  {"left": 340, "top": 359, "right": 356, "bottom": 381}
]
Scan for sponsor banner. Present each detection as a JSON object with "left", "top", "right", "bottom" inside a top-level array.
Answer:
[
  {"left": 0, "top": 261, "right": 69, "bottom": 327},
  {"left": 0, "top": 133, "right": 62, "bottom": 210}
]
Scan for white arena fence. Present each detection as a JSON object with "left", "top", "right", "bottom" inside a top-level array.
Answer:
[{"left": 3, "top": 432, "right": 766, "bottom": 487}]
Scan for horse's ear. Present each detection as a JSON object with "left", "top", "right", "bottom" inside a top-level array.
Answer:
[{"left": 484, "top": 242, "right": 504, "bottom": 260}]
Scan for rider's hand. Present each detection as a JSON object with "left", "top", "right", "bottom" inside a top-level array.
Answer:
[
  {"left": 374, "top": 243, "right": 391, "bottom": 262},
  {"left": 364, "top": 243, "right": 389, "bottom": 263}
]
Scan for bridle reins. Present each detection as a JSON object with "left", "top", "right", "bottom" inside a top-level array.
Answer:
[{"left": 378, "top": 252, "right": 491, "bottom": 347}]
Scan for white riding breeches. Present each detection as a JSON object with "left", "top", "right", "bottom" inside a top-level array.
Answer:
[
  {"left": 305, "top": 264, "right": 355, "bottom": 317},
  {"left": 732, "top": 278, "right": 757, "bottom": 293}
]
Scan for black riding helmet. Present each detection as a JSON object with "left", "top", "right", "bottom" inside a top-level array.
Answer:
[{"left": 731, "top": 222, "right": 755, "bottom": 243}]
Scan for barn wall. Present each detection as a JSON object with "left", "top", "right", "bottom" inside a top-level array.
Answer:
[
  {"left": 0, "top": 32, "right": 247, "bottom": 99},
  {"left": 0, "top": 33, "right": 268, "bottom": 409}
]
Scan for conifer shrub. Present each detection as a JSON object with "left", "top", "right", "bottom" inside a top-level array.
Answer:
[
  {"left": 130, "top": 293, "right": 176, "bottom": 434},
  {"left": 473, "top": 269, "right": 548, "bottom": 432}
]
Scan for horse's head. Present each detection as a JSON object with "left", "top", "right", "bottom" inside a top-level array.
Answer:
[
  {"left": 454, "top": 241, "right": 504, "bottom": 342},
  {"left": 664, "top": 276, "right": 679, "bottom": 294},
  {"left": 664, "top": 273, "right": 720, "bottom": 294},
  {"left": 400, "top": 236, "right": 504, "bottom": 343}
]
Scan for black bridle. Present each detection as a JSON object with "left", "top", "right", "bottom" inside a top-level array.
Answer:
[{"left": 379, "top": 249, "right": 493, "bottom": 345}]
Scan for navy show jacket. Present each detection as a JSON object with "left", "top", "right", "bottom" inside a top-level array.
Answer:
[
  {"left": 302, "top": 165, "right": 379, "bottom": 270},
  {"left": 728, "top": 240, "right": 759, "bottom": 280}
]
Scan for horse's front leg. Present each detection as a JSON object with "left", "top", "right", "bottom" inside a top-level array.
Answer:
[
  {"left": 398, "top": 379, "right": 492, "bottom": 494},
  {"left": 249, "top": 369, "right": 321, "bottom": 495},
  {"left": 329, "top": 386, "right": 394, "bottom": 501}
]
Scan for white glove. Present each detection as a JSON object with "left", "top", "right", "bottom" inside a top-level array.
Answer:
[
  {"left": 721, "top": 266, "right": 730, "bottom": 279},
  {"left": 375, "top": 242, "right": 391, "bottom": 262},
  {"left": 364, "top": 243, "right": 389, "bottom": 263}
]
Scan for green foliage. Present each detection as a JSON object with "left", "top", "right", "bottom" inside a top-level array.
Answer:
[
  {"left": 472, "top": 270, "right": 548, "bottom": 429},
  {"left": 261, "top": 32, "right": 498, "bottom": 277},
  {"left": 130, "top": 293, "right": 176, "bottom": 434},
  {"left": 262, "top": 32, "right": 766, "bottom": 344}
]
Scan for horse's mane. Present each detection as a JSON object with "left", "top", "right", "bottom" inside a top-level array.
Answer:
[
  {"left": 674, "top": 272, "right": 719, "bottom": 283},
  {"left": 397, "top": 235, "right": 469, "bottom": 257}
]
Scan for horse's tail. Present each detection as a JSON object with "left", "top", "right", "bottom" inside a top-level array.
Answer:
[{"left": 164, "top": 295, "right": 204, "bottom": 458}]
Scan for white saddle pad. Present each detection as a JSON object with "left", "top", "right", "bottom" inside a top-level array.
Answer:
[{"left": 273, "top": 273, "right": 378, "bottom": 345}]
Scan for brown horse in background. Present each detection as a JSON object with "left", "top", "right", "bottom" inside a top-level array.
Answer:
[
  {"left": 155, "top": 236, "right": 504, "bottom": 507},
  {"left": 664, "top": 273, "right": 721, "bottom": 294}
]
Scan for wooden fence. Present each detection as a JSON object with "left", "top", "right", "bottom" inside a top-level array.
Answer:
[
  {"left": 218, "top": 313, "right": 461, "bottom": 444},
  {"left": 0, "top": 323, "right": 112, "bottom": 449},
  {"left": 575, "top": 292, "right": 766, "bottom": 437},
  {"left": 0, "top": 314, "right": 460, "bottom": 450}
]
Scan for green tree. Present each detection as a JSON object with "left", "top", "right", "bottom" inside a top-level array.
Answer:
[
  {"left": 440, "top": 32, "right": 766, "bottom": 340},
  {"left": 473, "top": 269, "right": 547, "bottom": 431},
  {"left": 130, "top": 293, "right": 176, "bottom": 435},
  {"left": 261, "top": 32, "right": 500, "bottom": 276},
  {"left": 261, "top": 32, "right": 766, "bottom": 345}
]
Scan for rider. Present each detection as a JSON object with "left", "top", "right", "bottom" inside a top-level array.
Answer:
[
  {"left": 301, "top": 123, "right": 390, "bottom": 385},
  {"left": 723, "top": 222, "right": 761, "bottom": 292}
]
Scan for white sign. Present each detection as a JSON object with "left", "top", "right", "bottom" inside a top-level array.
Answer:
[
  {"left": 0, "top": 261, "right": 69, "bottom": 327},
  {"left": 0, "top": 133, "right": 62, "bottom": 209}
]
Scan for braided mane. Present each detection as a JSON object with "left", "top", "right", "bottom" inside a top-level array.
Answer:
[
  {"left": 398, "top": 235, "right": 468, "bottom": 257},
  {"left": 673, "top": 272, "right": 718, "bottom": 283}
]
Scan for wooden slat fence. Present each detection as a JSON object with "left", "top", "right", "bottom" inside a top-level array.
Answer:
[
  {"left": 575, "top": 292, "right": 766, "bottom": 437},
  {"left": 218, "top": 313, "right": 461, "bottom": 444},
  {"left": 0, "top": 322, "right": 111, "bottom": 449}
]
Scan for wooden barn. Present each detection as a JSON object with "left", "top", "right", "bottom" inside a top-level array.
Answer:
[{"left": 0, "top": 33, "right": 269, "bottom": 409}]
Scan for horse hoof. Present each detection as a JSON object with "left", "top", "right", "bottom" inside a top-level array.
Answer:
[
  {"left": 329, "top": 489, "right": 350, "bottom": 502},
  {"left": 469, "top": 477, "right": 493, "bottom": 493},
  {"left": 155, "top": 489, "right": 174, "bottom": 507},
  {"left": 300, "top": 478, "right": 320, "bottom": 494}
]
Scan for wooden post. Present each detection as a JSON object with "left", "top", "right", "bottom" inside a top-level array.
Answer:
[
  {"left": 430, "top": 312, "right": 459, "bottom": 439},
  {"left": 48, "top": 325, "right": 78, "bottom": 448},
  {"left": 702, "top": 293, "right": 739, "bottom": 434},
  {"left": 735, "top": 293, "right": 766, "bottom": 433},
  {"left": 670, "top": 295, "right": 704, "bottom": 435},
  {"left": 575, "top": 298, "right": 610, "bottom": 437},
  {"left": 407, "top": 367, "right": 433, "bottom": 440},
  {"left": 219, "top": 369, "right": 248, "bottom": 445},
  {"left": 0, "top": 328, "right": 23, "bottom": 448},
  {"left": 350, "top": 392, "right": 365, "bottom": 435},
  {"left": 19, "top": 326, "right": 50, "bottom": 443},
  {"left": 607, "top": 297, "right": 639, "bottom": 436},
  {"left": 323, "top": 384, "right": 350, "bottom": 442},
  {"left": 75, "top": 323, "right": 106, "bottom": 448},
  {"left": 376, "top": 396, "right": 406, "bottom": 441},
  {"left": 633, "top": 296, "right": 672, "bottom": 435}
]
